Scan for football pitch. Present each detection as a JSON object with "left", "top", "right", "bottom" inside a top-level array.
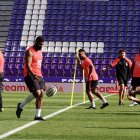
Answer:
[{"left": 0, "top": 92, "right": 140, "bottom": 140}]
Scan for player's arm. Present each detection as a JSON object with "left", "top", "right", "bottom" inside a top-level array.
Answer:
[
  {"left": 102, "top": 64, "right": 112, "bottom": 71},
  {"left": 88, "top": 65, "right": 93, "bottom": 80},
  {"left": 25, "top": 50, "right": 40, "bottom": 81},
  {"left": 103, "top": 58, "right": 119, "bottom": 71},
  {"left": 130, "top": 61, "right": 134, "bottom": 76},
  {"left": 76, "top": 55, "right": 81, "bottom": 65},
  {"left": 76, "top": 55, "right": 83, "bottom": 70}
]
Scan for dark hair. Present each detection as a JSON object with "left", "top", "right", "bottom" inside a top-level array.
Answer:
[
  {"left": 118, "top": 49, "right": 126, "bottom": 54},
  {"left": 35, "top": 36, "right": 44, "bottom": 43},
  {"left": 78, "top": 49, "right": 86, "bottom": 53}
]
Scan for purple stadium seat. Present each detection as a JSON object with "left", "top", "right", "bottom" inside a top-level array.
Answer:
[
  {"left": 104, "top": 53, "right": 110, "bottom": 59},
  {"left": 43, "top": 63, "right": 52, "bottom": 70},
  {"left": 88, "top": 53, "right": 96, "bottom": 59},
  {"left": 59, "top": 57, "right": 67, "bottom": 64},
  {"left": 59, "top": 64, "right": 66, "bottom": 69},
  {"left": 52, "top": 58, "right": 59, "bottom": 64},
  {"left": 51, "top": 64, "right": 59, "bottom": 69},
  {"left": 17, "top": 51, "right": 24, "bottom": 57},
  {"left": 63, "top": 69, "right": 72, "bottom": 77},
  {"left": 49, "top": 69, "right": 57, "bottom": 76},
  {"left": 45, "top": 57, "right": 52, "bottom": 64},
  {"left": 17, "top": 63, "right": 24, "bottom": 76},
  {"left": 9, "top": 57, "right": 17, "bottom": 63},
  {"left": 57, "top": 69, "right": 64, "bottom": 77},
  {"left": 16, "top": 57, "right": 24, "bottom": 63},
  {"left": 4, "top": 52, "right": 11, "bottom": 57},
  {"left": 9, "top": 63, "right": 17, "bottom": 75},
  {"left": 109, "top": 69, "right": 116, "bottom": 77},
  {"left": 67, "top": 57, "right": 75, "bottom": 64}
]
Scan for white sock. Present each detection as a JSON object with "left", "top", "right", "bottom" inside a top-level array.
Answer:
[
  {"left": 20, "top": 94, "right": 35, "bottom": 109},
  {"left": 35, "top": 109, "right": 41, "bottom": 117},
  {"left": 91, "top": 101, "right": 96, "bottom": 107},
  {"left": 131, "top": 97, "right": 135, "bottom": 101},
  {"left": 101, "top": 97, "right": 107, "bottom": 104}
]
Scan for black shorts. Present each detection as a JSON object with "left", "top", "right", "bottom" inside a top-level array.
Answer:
[
  {"left": 0, "top": 72, "right": 4, "bottom": 91},
  {"left": 24, "top": 75, "right": 45, "bottom": 93},
  {"left": 86, "top": 80, "right": 98, "bottom": 91},
  {"left": 131, "top": 77, "right": 140, "bottom": 90},
  {"left": 117, "top": 76, "right": 128, "bottom": 86}
]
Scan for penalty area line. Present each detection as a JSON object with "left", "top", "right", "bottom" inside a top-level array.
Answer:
[{"left": 0, "top": 94, "right": 114, "bottom": 139}]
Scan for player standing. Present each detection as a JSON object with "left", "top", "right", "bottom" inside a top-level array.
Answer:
[
  {"left": 103, "top": 50, "right": 132, "bottom": 105},
  {"left": 16, "top": 36, "right": 46, "bottom": 120},
  {"left": 77, "top": 49, "right": 109, "bottom": 109}
]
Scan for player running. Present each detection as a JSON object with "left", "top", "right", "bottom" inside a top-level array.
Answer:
[
  {"left": 77, "top": 49, "right": 109, "bottom": 109},
  {"left": 103, "top": 49, "right": 132, "bottom": 105}
]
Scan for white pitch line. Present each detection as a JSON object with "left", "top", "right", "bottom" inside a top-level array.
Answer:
[{"left": 0, "top": 94, "right": 114, "bottom": 139}]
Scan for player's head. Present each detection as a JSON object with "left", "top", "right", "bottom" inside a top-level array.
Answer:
[
  {"left": 78, "top": 49, "right": 86, "bottom": 60},
  {"left": 118, "top": 49, "right": 126, "bottom": 58},
  {"left": 34, "top": 36, "right": 44, "bottom": 50}
]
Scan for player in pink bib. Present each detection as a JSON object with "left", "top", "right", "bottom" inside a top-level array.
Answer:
[
  {"left": 16, "top": 36, "right": 45, "bottom": 121},
  {"left": 77, "top": 49, "right": 109, "bottom": 109}
]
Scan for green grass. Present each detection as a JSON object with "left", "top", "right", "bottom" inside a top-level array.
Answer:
[{"left": 1, "top": 92, "right": 140, "bottom": 140}]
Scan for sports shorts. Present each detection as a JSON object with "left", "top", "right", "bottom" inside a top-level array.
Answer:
[
  {"left": 116, "top": 76, "right": 128, "bottom": 86},
  {"left": 24, "top": 74, "right": 45, "bottom": 94},
  {"left": 131, "top": 77, "right": 140, "bottom": 90},
  {"left": 0, "top": 72, "right": 4, "bottom": 91},
  {"left": 86, "top": 80, "right": 98, "bottom": 91}
]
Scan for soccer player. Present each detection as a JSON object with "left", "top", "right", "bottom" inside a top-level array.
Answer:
[
  {"left": 103, "top": 49, "right": 132, "bottom": 105},
  {"left": 128, "top": 48, "right": 140, "bottom": 105},
  {"left": 0, "top": 50, "right": 4, "bottom": 112},
  {"left": 16, "top": 36, "right": 46, "bottom": 120},
  {"left": 77, "top": 49, "right": 109, "bottom": 109}
]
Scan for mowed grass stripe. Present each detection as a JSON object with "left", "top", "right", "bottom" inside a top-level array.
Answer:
[
  {"left": 0, "top": 93, "right": 112, "bottom": 139},
  {"left": 1, "top": 93, "right": 140, "bottom": 140}
]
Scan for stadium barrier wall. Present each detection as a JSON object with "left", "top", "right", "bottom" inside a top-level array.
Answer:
[{"left": 3, "top": 82, "right": 119, "bottom": 93}]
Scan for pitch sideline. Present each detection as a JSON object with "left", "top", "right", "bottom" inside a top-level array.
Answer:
[{"left": 0, "top": 94, "right": 114, "bottom": 139}]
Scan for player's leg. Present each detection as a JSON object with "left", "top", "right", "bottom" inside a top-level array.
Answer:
[
  {"left": 34, "top": 89, "right": 44, "bottom": 120},
  {"left": 91, "top": 80, "right": 109, "bottom": 109},
  {"left": 0, "top": 73, "right": 4, "bottom": 112},
  {"left": 34, "top": 76, "right": 45, "bottom": 120},
  {"left": 128, "top": 78, "right": 138, "bottom": 106},
  {"left": 16, "top": 75, "right": 37, "bottom": 118},
  {"left": 128, "top": 92, "right": 140, "bottom": 104},
  {"left": 121, "top": 79, "right": 127, "bottom": 103},
  {"left": 0, "top": 93, "right": 3, "bottom": 112},
  {"left": 119, "top": 84, "right": 125, "bottom": 105},
  {"left": 117, "top": 77, "right": 125, "bottom": 105},
  {"left": 85, "top": 81, "right": 96, "bottom": 109}
]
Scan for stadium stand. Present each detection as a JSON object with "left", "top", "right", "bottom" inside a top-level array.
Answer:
[
  {"left": 0, "top": 0, "right": 14, "bottom": 50},
  {"left": 3, "top": 0, "right": 140, "bottom": 81}
]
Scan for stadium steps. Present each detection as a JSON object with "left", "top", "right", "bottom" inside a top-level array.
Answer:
[{"left": 0, "top": 0, "right": 14, "bottom": 51}]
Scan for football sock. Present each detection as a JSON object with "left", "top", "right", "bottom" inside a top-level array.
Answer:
[
  {"left": 131, "top": 97, "right": 135, "bottom": 101},
  {"left": 20, "top": 94, "right": 35, "bottom": 109},
  {"left": 35, "top": 109, "right": 41, "bottom": 117},
  {"left": 101, "top": 97, "right": 108, "bottom": 104},
  {"left": 91, "top": 101, "right": 96, "bottom": 107}
]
